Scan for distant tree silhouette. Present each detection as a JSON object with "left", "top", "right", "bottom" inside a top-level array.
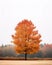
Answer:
[{"left": 41, "top": 44, "right": 52, "bottom": 58}]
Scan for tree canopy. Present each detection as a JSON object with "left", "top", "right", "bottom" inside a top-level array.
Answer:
[{"left": 12, "top": 19, "right": 41, "bottom": 54}]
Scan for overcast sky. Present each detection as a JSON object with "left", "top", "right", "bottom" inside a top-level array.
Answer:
[{"left": 0, "top": 0, "right": 52, "bottom": 45}]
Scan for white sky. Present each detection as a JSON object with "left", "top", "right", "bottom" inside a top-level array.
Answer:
[{"left": 0, "top": 0, "right": 52, "bottom": 45}]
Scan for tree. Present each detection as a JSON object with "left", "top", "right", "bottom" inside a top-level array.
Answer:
[{"left": 12, "top": 19, "right": 41, "bottom": 60}]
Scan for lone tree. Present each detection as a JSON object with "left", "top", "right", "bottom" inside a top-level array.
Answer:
[{"left": 12, "top": 19, "right": 41, "bottom": 60}]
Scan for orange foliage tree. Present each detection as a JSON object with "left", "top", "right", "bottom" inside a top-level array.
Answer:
[{"left": 12, "top": 19, "right": 41, "bottom": 60}]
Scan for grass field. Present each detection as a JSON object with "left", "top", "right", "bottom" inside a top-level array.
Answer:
[
  {"left": 0, "top": 57, "right": 52, "bottom": 60},
  {"left": 0, "top": 60, "right": 52, "bottom": 65}
]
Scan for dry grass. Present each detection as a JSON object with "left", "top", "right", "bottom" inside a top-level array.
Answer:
[
  {"left": 0, "top": 60, "right": 52, "bottom": 65},
  {"left": 0, "top": 57, "right": 52, "bottom": 60}
]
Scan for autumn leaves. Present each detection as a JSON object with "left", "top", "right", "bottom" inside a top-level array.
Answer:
[{"left": 12, "top": 19, "right": 41, "bottom": 54}]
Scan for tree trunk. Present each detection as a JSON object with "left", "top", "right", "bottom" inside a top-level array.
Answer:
[{"left": 25, "top": 53, "right": 27, "bottom": 60}]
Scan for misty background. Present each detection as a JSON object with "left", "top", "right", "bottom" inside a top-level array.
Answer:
[{"left": 0, "top": 0, "right": 52, "bottom": 45}]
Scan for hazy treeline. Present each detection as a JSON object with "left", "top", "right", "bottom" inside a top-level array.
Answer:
[{"left": 0, "top": 44, "right": 52, "bottom": 58}]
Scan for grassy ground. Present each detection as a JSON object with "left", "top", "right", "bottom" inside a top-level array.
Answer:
[
  {"left": 0, "top": 57, "right": 52, "bottom": 60},
  {"left": 0, "top": 60, "right": 52, "bottom": 65}
]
